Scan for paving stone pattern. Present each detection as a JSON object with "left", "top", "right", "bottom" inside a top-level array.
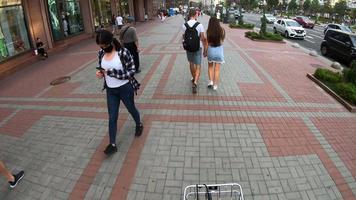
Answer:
[{"left": 0, "top": 15, "right": 355, "bottom": 200}]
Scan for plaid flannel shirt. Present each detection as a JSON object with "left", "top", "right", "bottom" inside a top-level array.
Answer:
[
  {"left": 97, "top": 48, "right": 136, "bottom": 79},
  {"left": 97, "top": 48, "right": 140, "bottom": 93}
]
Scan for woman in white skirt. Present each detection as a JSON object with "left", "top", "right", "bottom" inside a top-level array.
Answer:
[{"left": 204, "top": 17, "right": 225, "bottom": 90}]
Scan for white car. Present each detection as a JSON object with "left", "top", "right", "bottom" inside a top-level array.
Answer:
[
  {"left": 264, "top": 14, "right": 276, "bottom": 23},
  {"left": 273, "top": 19, "right": 306, "bottom": 39}
]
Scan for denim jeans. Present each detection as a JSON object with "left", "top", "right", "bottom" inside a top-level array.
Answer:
[{"left": 106, "top": 82, "right": 140, "bottom": 144}]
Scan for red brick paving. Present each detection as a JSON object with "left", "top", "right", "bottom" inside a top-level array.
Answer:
[{"left": 312, "top": 117, "right": 356, "bottom": 178}]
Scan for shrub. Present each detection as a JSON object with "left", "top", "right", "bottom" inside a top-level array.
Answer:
[
  {"left": 245, "top": 31, "right": 260, "bottom": 38},
  {"left": 245, "top": 31, "right": 283, "bottom": 41},
  {"left": 343, "top": 61, "right": 356, "bottom": 85},
  {"left": 314, "top": 68, "right": 342, "bottom": 83},
  {"left": 334, "top": 82, "right": 356, "bottom": 105},
  {"left": 230, "top": 23, "right": 254, "bottom": 29},
  {"left": 263, "top": 32, "right": 284, "bottom": 41}
]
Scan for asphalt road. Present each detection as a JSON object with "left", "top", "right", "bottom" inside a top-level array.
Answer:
[{"left": 243, "top": 13, "right": 325, "bottom": 55}]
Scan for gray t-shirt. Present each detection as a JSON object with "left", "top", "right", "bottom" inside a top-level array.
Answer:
[{"left": 120, "top": 25, "right": 138, "bottom": 43}]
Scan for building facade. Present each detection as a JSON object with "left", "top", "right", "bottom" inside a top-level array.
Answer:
[{"left": 0, "top": 0, "right": 156, "bottom": 75}]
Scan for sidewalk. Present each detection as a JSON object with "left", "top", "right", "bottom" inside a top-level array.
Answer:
[{"left": 0, "top": 15, "right": 355, "bottom": 200}]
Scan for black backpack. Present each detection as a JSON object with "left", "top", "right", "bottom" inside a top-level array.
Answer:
[{"left": 183, "top": 22, "right": 200, "bottom": 52}]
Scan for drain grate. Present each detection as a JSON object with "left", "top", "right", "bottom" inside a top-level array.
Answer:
[{"left": 50, "top": 76, "right": 71, "bottom": 86}]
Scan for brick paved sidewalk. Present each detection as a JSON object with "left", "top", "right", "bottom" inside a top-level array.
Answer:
[{"left": 0, "top": 15, "right": 355, "bottom": 200}]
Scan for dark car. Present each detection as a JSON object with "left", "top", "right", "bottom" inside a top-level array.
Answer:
[
  {"left": 293, "top": 16, "right": 314, "bottom": 29},
  {"left": 321, "top": 29, "right": 356, "bottom": 66},
  {"left": 323, "top": 23, "right": 352, "bottom": 35}
]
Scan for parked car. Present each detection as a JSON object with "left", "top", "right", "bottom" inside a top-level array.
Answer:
[
  {"left": 264, "top": 14, "right": 276, "bottom": 23},
  {"left": 324, "top": 23, "right": 352, "bottom": 35},
  {"left": 293, "top": 16, "right": 314, "bottom": 29},
  {"left": 321, "top": 29, "right": 356, "bottom": 66},
  {"left": 273, "top": 19, "right": 306, "bottom": 39}
]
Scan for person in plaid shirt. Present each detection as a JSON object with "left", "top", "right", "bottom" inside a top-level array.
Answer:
[{"left": 95, "top": 30, "right": 143, "bottom": 156}]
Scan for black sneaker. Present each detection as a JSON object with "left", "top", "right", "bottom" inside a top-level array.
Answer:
[
  {"left": 192, "top": 83, "right": 197, "bottom": 94},
  {"left": 135, "top": 69, "right": 141, "bottom": 74},
  {"left": 135, "top": 123, "right": 144, "bottom": 137},
  {"left": 104, "top": 144, "right": 117, "bottom": 156},
  {"left": 9, "top": 170, "right": 24, "bottom": 189}
]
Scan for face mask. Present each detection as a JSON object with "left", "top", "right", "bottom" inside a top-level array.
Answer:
[{"left": 102, "top": 44, "right": 113, "bottom": 53}]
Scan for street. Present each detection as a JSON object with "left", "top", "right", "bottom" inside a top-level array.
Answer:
[{"left": 243, "top": 13, "right": 325, "bottom": 55}]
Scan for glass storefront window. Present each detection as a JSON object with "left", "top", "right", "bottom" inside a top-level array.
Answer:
[
  {"left": 48, "top": 0, "right": 84, "bottom": 41},
  {"left": 91, "top": 0, "right": 111, "bottom": 28},
  {"left": 118, "top": 0, "right": 129, "bottom": 16},
  {"left": 0, "top": 4, "right": 30, "bottom": 62}
]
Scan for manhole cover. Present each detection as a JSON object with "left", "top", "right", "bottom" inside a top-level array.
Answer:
[{"left": 50, "top": 76, "right": 71, "bottom": 86}]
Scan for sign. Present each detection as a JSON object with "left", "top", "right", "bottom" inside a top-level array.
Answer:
[{"left": 0, "top": 0, "right": 21, "bottom": 6}]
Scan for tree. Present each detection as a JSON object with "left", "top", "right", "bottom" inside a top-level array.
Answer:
[
  {"left": 351, "top": 9, "right": 356, "bottom": 24},
  {"left": 267, "top": 0, "right": 279, "bottom": 11},
  {"left": 303, "top": 0, "right": 311, "bottom": 15},
  {"left": 260, "top": 14, "right": 267, "bottom": 35},
  {"left": 288, "top": 0, "right": 298, "bottom": 15},
  {"left": 310, "top": 0, "right": 320, "bottom": 14},
  {"left": 322, "top": 0, "right": 332, "bottom": 19},
  {"left": 334, "top": 0, "right": 348, "bottom": 21}
]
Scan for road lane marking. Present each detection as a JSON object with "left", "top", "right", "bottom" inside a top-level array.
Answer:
[
  {"left": 306, "top": 35, "right": 314, "bottom": 39},
  {"left": 309, "top": 33, "right": 324, "bottom": 39},
  {"left": 305, "top": 39, "right": 315, "bottom": 43}
]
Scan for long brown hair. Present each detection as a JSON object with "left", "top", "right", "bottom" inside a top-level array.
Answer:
[{"left": 206, "top": 17, "right": 225, "bottom": 47}]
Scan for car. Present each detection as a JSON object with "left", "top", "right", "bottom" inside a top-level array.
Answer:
[
  {"left": 264, "top": 14, "right": 276, "bottom": 23},
  {"left": 321, "top": 29, "right": 356, "bottom": 66},
  {"left": 234, "top": 9, "right": 240, "bottom": 20},
  {"left": 294, "top": 16, "right": 314, "bottom": 29},
  {"left": 324, "top": 23, "right": 352, "bottom": 35},
  {"left": 273, "top": 19, "right": 306, "bottom": 39}
]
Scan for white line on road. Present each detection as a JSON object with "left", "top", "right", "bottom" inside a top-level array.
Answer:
[
  {"left": 308, "top": 33, "right": 324, "bottom": 39},
  {"left": 305, "top": 39, "right": 316, "bottom": 44},
  {"left": 306, "top": 35, "right": 314, "bottom": 39}
]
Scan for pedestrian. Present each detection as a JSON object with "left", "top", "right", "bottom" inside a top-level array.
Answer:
[
  {"left": 119, "top": 18, "right": 141, "bottom": 73},
  {"left": 116, "top": 14, "right": 123, "bottom": 33},
  {"left": 182, "top": 9, "right": 207, "bottom": 94},
  {"left": 0, "top": 160, "right": 24, "bottom": 189},
  {"left": 205, "top": 17, "right": 225, "bottom": 90},
  {"left": 36, "top": 37, "right": 48, "bottom": 60},
  {"left": 111, "top": 14, "right": 116, "bottom": 34},
  {"left": 95, "top": 30, "right": 143, "bottom": 156}
]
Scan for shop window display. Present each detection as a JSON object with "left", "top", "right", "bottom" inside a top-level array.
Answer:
[
  {"left": 0, "top": 4, "right": 30, "bottom": 61},
  {"left": 48, "top": 0, "right": 84, "bottom": 41}
]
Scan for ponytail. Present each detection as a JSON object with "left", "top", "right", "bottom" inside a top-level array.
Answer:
[{"left": 112, "top": 38, "right": 122, "bottom": 51}]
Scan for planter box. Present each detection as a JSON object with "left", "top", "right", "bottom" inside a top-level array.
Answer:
[{"left": 307, "top": 73, "right": 356, "bottom": 112}]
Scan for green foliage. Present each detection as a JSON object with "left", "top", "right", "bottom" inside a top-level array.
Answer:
[
  {"left": 303, "top": 0, "right": 311, "bottom": 14},
  {"left": 288, "top": 0, "right": 298, "bottom": 14},
  {"left": 351, "top": 9, "right": 356, "bottom": 21},
  {"left": 334, "top": 83, "right": 356, "bottom": 105},
  {"left": 334, "top": 0, "right": 348, "bottom": 20},
  {"left": 310, "top": 0, "right": 320, "bottom": 14},
  {"left": 238, "top": 7, "right": 244, "bottom": 25},
  {"left": 267, "top": 0, "right": 279, "bottom": 10},
  {"left": 230, "top": 23, "right": 255, "bottom": 29},
  {"left": 260, "top": 13, "right": 267, "bottom": 35},
  {"left": 245, "top": 31, "right": 283, "bottom": 41},
  {"left": 314, "top": 68, "right": 342, "bottom": 83},
  {"left": 323, "top": 0, "right": 332, "bottom": 15},
  {"left": 343, "top": 61, "right": 356, "bottom": 85},
  {"left": 314, "top": 67, "right": 356, "bottom": 106}
]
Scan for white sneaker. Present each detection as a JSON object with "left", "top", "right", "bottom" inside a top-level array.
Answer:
[
  {"left": 213, "top": 85, "right": 218, "bottom": 90},
  {"left": 207, "top": 81, "right": 213, "bottom": 88}
]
